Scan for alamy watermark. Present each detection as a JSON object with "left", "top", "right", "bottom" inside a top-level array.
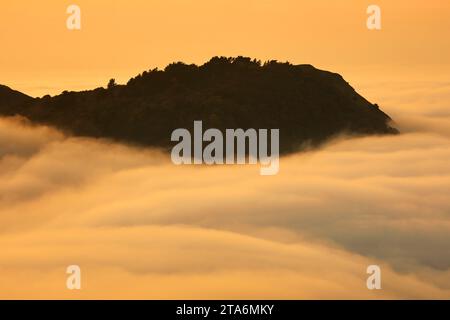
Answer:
[
  {"left": 367, "top": 5, "right": 382, "bottom": 30},
  {"left": 66, "top": 265, "right": 81, "bottom": 290},
  {"left": 66, "top": 4, "right": 81, "bottom": 30},
  {"left": 171, "top": 121, "right": 280, "bottom": 175},
  {"left": 64, "top": 5, "right": 380, "bottom": 31},
  {"left": 366, "top": 265, "right": 382, "bottom": 290}
]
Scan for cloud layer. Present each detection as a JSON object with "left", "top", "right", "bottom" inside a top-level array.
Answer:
[{"left": 1, "top": 81, "right": 450, "bottom": 299}]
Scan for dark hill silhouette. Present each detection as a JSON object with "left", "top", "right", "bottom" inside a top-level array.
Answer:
[
  {"left": 0, "top": 57, "right": 398, "bottom": 153},
  {"left": 0, "top": 85, "right": 33, "bottom": 112}
]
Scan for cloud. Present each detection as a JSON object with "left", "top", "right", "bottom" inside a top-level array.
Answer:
[{"left": 0, "top": 81, "right": 450, "bottom": 299}]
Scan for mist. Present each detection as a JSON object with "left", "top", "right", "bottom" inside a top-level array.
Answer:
[{"left": 1, "top": 80, "right": 450, "bottom": 299}]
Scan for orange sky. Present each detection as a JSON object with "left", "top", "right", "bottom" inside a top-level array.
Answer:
[{"left": 1, "top": 0, "right": 450, "bottom": 96}]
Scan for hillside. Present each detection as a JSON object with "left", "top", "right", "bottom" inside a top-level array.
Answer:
[{"left": 0, "top": 57, "right": 398, "bottom": 153}]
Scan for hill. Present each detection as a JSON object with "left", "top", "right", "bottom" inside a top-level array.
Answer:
[
  {"left": 0, "top": 57, "right": 398, "bottom": 153},
  {"left": 0, "top": 85, "right": 33, "bottom": 113}
]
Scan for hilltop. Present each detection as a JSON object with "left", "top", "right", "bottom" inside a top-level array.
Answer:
[{"left": 0, "top": 57, "right": 398, "bottom": 152}]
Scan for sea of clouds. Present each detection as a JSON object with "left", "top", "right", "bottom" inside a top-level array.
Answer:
[{"left": 0, "top": 80, "right": 449, "bottom": 298}]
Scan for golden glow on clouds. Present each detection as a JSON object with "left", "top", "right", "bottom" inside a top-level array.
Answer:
[{"left": 1, "top": 81, "right": 450, "bottom": 298}]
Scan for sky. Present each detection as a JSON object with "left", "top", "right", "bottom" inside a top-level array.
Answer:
[{"left": 1, "top": 0, "right": 450, "bottom": 96}]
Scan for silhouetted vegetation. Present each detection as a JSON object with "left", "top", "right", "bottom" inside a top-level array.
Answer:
[
  {"left": 107, "top": 79, "right": 117, "bottom": 90},
  {"left": 0, "top": 85, "right": 33, "bottom": 113},
  {"left": 0, "top": 57, "right": 398, "bottom": 153}
]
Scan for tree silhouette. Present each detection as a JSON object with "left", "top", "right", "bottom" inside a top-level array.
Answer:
[{"left": 107, "top": 79, "right": 117, "bottom": 90}]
